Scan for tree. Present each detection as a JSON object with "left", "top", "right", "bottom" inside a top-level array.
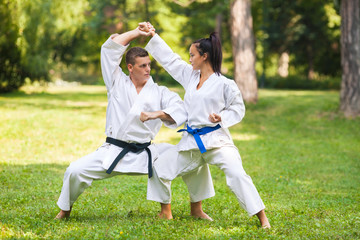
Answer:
[
  {"left": 340, "top": 0, "right": 360, "bottom": 117},
  {"left": 0, "top": 0, "right": 89, "bottom": 92},
  {"left": 257, "top": 0, "right": 341, "bottom": 79},
  {"left": 0, "top": 0, "right": 25, "bottom": 93},
  {"left": 230, "top": 0, "right": 257, "bottom": 103},
  {"left": 166, "top": 0, "right": 231, "bottom": 60}
]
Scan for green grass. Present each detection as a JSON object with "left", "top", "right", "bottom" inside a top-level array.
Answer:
[{"left": 1, "top": 85, "right": 359, "bottom": 239}]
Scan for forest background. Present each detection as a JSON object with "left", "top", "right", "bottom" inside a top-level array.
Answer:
[{"left": 0, "top": 0, "right": 342, "bottom": 92}]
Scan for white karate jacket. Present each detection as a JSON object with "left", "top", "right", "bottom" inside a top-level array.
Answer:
[
  {"left": 145, "top": 34, "right": 245, "bottom": 152},
  {"left": 100, "top": 36, "right": 187, "bottom": 173}
]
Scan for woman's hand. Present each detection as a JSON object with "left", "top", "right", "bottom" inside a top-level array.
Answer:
[
  {"left": 138, "top": 22, "right": 156, "bottom": 36},
  {"left": 146, "top": 22, "right": 155, "bottom": 32},
  {"left": 209, "top": 113, "right": 221, "bottom": 123}
]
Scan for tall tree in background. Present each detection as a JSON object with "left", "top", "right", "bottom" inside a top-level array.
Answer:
[
  {"left": 254, "top": 1, "right": 341, "bottom": 79},
  {"left": 0, "top": 0, "right": 24, "bottom": 92},
  {"left": 230, "top": 0, "right": 257, "bottom": 103},
  {"left": 340, "top": 0, "right": 360, "bottom": 117}
]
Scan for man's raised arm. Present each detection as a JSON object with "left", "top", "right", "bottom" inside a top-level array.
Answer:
[{"left": 112, "top": 24, "right": 152, "bottom": 46}]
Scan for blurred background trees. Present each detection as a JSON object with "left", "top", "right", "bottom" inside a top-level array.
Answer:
[
  {"left": 0, "top": 0, "right": 25, "bottom": 92},
  {"left": 2, "top": 0, "right": 357, "bottom": 115}
]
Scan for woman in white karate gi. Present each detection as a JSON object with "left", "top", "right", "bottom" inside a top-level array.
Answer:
[{"left": 142, "top": 23, "right": 270, "bottom": 228}]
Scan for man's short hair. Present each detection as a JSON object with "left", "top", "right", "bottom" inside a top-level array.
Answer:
[{"left": 125, "top": 47, "right": 149, "bottom": 65}]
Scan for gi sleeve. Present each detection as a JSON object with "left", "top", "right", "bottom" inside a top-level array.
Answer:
[
  {"left": 145, "top": 34, "right": 194, "bottom": 90},
  {"left": 101, "top": 35, "right": 129, "bottom": 92},
  {"left": 219, "top": 79, "right": 246, "bottom": 128},
  {"left": 160, "top": 87, "right": 187, "bottom": 129}
]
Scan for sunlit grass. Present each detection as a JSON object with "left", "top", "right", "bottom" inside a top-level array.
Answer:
[{"left": 1, "top": 85, "right": 359, "bottom": 239}]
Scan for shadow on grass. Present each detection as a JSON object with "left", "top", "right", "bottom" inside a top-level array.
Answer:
[
  {"left": 0, "top": 162, "right": 155, "bottom": 221},
  {"left": 0, "top": 89, "right": 106, "bottom": 100},
  {"left": 0, "top": 89, "right": 108, "bottom": 114}
]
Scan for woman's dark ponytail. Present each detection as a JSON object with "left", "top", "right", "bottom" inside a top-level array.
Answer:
[
  {"left": 193, "top": 32, "right": 223, "bottom": 75},
  {"left": 209, "top": 32, "right": 222, "bottom": 75}
]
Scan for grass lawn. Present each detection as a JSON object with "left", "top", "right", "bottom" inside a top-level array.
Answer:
[{"left": 0, "top": 85, "right": 359, "bottom": 239}]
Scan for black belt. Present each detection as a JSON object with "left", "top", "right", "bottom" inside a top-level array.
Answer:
[{"left": 105, "top": 137, "right": 152, "bottom": 178}]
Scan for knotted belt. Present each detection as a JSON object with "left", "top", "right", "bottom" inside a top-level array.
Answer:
[
  {"left": 177, "top": 124, "right": 221, "bottom": 154},
  {"left": 105, "top": 137, "right": 153, "bottom": 178}
]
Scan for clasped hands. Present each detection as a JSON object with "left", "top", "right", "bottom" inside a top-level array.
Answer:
[{"left": 137, "top": 22, "right": 156, "bottom": 36}]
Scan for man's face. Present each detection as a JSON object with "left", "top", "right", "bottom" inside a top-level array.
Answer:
[{"left": 128, "top": 56, "right": 151, "bottom": 81}]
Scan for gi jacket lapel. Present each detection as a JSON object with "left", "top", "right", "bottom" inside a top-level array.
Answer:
[{"left": 116, "top": 78, "right": 155, "bottom": 139}]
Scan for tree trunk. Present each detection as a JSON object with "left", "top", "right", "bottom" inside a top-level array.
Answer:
[
  {"left": 215, "top": 13, "right": 223, "bottom": 37},
  {"left": 307, "top": 44, "right": 315, "bottom": 80},
  {"left": 230, "top": 0, "right": 258, "bottom": 103},
  {"left": 145, "top": 0, "right": 150, "bottom": 21},
  {"left": 278, "top": 52, "right": 289, "bottom": 78},
  {"left": 340, "top": 0, "right": 360, "bottom": 117}
]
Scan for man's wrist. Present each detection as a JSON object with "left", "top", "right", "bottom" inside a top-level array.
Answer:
[{"left": 133, "top": 28, "right": 142, "bottom": 37}]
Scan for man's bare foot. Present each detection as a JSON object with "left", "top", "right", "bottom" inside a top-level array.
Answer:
[
  {"left": 191, "top": 211, "right": 213, "bottom": 221},
  {"left": 159, "top": 203, "right": 173, "bottom": 219},
  {"left": 158, "top": 212, "right": 173, "bottom": 219},
  {"left": 54, "top": 210, "right": 71, "bottom": 220},
  {"left": 190, "top": 201, "right": 213, "bottom": 221},
  {"left": 262, "top": 223, "right": 271, "bottom": 229},
  {"left": 256, "top": 209, "right": 271, "bottom": 229}
]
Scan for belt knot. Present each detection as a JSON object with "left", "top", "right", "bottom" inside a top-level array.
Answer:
[
  {"left": 177, "top": 124, "right": 221, "bottom": 153},
  {"left": 105, "top": 137, "right": 153, "bottom": 178}
]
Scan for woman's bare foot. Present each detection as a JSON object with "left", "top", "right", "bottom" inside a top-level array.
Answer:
[
  {"left": 159, "top": 203, "right": 173, "bottom": 219},
  {"left": 190, "top": 201, "right": 213, "bottom": 221},
  {"left": 54, "top": 209, "right": 71, "bottom": 220},
  {"left": 256, "top": 210, "right": 271, "bottom": 229}
]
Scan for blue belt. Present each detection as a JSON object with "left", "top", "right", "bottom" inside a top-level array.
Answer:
[{"left": 177, "top": 124, "right": 221, "bottom": 153}]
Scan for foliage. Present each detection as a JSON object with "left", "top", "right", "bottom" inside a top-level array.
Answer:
[
  {"left": 1, "top": 85, "right": 359, "bottom": 239},
  {"left": 0, "top": 0, "right": 343, "bottom": 91},
  {"left": 0, "top": 0, "right": 88, "bottom": 92},
  {"left": 0, "top": 0, "right": 25, "bottom": 93},
  {"left": 252, "top": 0, "right": 341, "bottom": 78},
  {"left": 164, "top": 0, "right": 233, "bottom": 74},
  {"left": 53, "top": 0, "right": 190, "bottom": 84},
  {"left": 265, "top": 75, "right": 341, "bottom": 90}
]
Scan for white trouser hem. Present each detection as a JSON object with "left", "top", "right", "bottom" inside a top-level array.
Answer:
[
  {"left": 57, "top": 200, "right": 71, "bottom": 211},
  {"left": 248, "top": 206, "right": 265, "bottom": 217}
]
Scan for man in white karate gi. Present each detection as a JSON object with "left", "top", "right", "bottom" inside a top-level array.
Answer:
[{"left": 55, "top": 24, "right": 214, "bottom": 219}]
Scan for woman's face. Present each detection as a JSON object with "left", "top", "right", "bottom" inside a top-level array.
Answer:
[{"left": 189, "top": 44, "right": 206, "bottom": 70}]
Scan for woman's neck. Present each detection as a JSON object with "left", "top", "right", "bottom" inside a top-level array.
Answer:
[
  {"left": 197, "top": 64, "right": 214, "bottom": 89},
  {"left": 199, "top": 64, "right": 214, "bottom": 82}
]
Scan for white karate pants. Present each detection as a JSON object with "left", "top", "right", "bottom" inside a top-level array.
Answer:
[
  {"left": 147, "top": 145, "right": 265, "bottom": 216},
  {"left": 57, "top": 145, "right": 215, "bottom": 211}
]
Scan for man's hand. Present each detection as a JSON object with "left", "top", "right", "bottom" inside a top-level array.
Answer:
[
  {"left": 136, "top": 26, "right": 152, "bottom": 37},
  {"left": 209, "top": 113, "right": 221, "bottom": 123},
  {"left": 111, "top": 23, "right": 152, "bottom": 45},
  {"left": 140, "top": 111, "right": 157, "bottom": 122},
  {"left": 140, "top": 111, "right": 175, "bottom": 124}
]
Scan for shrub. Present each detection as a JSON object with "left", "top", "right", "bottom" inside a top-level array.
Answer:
[
  {"left": 0, "top": 2, "right": 26, "bottom": 93},
  {"left": 263, "top": 75, "right": 341, "bottom": 90}
]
